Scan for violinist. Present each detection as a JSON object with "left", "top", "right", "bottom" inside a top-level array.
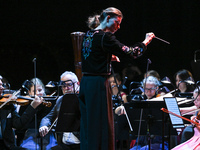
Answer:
[
  {"left": 172, "top": 69, "right": 197, "bottom": 118},
  {"left": 174, "top": 69, "right": 195, "bottom": 94},
  {"left": 172, "top": 87, "right": 200, "bottom": 149},
  {"left": 130, "top": 76, "right": 169, "bottom": 150},
  {"left": 108, "top": 73, "right": 129, "bottom": 149},
  {"left": 143, "top": 76, "right": 160, "bottom": 100},
  {"left": 39, "top": 71, "right": 80, "bottom": 150},
  {"left": 179, "top": 87, "right": 200, "bottom": 143},
  {"left": 0, "top": 75, "right": 43, "bottom": 150},
  {"left": 18, "top": 78, "right": 57, "bottom": 150},
  {"left": 115, "top": 76, "right": 160, "bottom": 116},
  {"left": 108, "top": 73, "right": 127, "bottom": 104}
]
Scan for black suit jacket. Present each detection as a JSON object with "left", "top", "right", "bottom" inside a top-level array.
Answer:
[{"left": 0, "top": 104, "right": 36, "bottom": 149}]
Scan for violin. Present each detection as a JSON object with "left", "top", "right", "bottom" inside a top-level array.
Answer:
[
  {"left": 0, "top": 91, "right": 52, "bottom": 108},
  {"left": 16, "top": 95, "right": 52, "bottom": 107},
  {"left": 161, "top": 108, "right": 200, "bottom": 126}
]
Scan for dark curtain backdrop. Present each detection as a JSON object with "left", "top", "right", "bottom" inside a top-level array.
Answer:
[{"left": 1, "top": 0, "right": 200, "bottom": 89}]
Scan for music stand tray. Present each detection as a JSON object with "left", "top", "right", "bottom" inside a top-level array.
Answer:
[{"left": 55, "top": 94, "right": 80, "bottom": 132}]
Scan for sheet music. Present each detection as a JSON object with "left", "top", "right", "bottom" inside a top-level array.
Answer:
[{"left": 164, "top": 97, "right": 184, "bottom": 127}]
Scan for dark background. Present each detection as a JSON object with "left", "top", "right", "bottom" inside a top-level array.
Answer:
[{"left": 1, "top": 0, "right": 200, "bottom": 90}]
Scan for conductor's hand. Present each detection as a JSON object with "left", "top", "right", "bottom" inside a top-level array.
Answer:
[
  {"left": 142, "top": 32, "right": 155, "bottom": 46},
  {"left": 39, "top": 126, "right": 49, "bottom": 137},
  {"left": 30, "top": 95, "right": 43, "bottom": 109}
]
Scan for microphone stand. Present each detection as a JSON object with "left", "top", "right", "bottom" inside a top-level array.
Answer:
[{"left": 32, "top": 58, "right": 39, "bottom": 150}]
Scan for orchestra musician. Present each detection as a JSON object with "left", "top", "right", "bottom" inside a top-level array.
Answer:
[
  {"left": 108, "top": 73, "right": 129, "bottom": 149},
  {"left": 144, "top": 70, "right": 171, "bottom": 95},
  {"left": 79, "top": 6, "right": 155, "bottom": 150},
  {"left": 176, "top": 69, "right": 197, "bottom": 128},
  {"left": 174, "top": 69, "right": 195, "bottom": 94},
  {"left": 144, "top": 70, "right": 160, "bottom": 81},
  {"left": 0, "top": 75, "right": 44, "bottom": 150},
  {"left": 39, "top": 71, "right": 80, "bottom": 150},
  {"left": 172, "top": 87, "right": 200, "bottom": 149},
  {"left": 143, "top": 76, "right": 160, "bottom": 100},
  {"left": 18, "top": 78, "right": 57, "bottom": 150},
  {"left": 129, "top": 76, "right": 168, "bottom": 150},
  {"left": 108, "top": 73, "right": 127, "bottom": 104}
]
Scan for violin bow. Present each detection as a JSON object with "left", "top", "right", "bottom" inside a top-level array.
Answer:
[
  {"left": 48, "top": 117, "right": 58, "bottom": 133},
  {"left": 161, "top": 108, "right": 200, "bottom": 126}
]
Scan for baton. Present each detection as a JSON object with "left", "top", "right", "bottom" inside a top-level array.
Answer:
[{"left": 155, "top": 36, "right": 170, "bottom": 44}]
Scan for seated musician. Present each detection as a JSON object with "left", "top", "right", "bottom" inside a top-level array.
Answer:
[
  {"left": 142, "top": 76, "right": 160, "bottom": 100},
  {"left": 176, "top": 69, "right": 197, "bottom": 127},
  {"left": 144, "top": 70, "right": 171, "bottom": 95},
  {"left": 39, "top": 71, "right": 80, "bottom": 150},
  {"left": 0, "top": 75, "right": 43, "bottom": 150},
  {"left": 174, "top": 69, "right": 195, "bottom": 94},
  {"left": 18, "top": 78, "right": 57, "bottom": 150},
  {"left": 144, "top": 70, "right": 160, "bottom": 81},
  {"left": 172, "top": 87, "right": 200, "bottom": 149},
  {"left": 115, "top": 76, "right": 160, "bottom": 115},
  {"left": 129, "top": 76, "right": 168, "bottom": 150},
  {"left": 179, "top": 87, "right": 200, "bottom": 143},
  {"left": 108, "top": 74, "right": 129, "bottom": 149},
  {"left": 108, "top": 73, "right": 127, "bottom": 104}
]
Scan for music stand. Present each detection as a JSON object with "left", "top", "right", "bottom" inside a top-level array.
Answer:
[
  {"left": 163, "top": 97, "right": 185, "bottom": 128},
  {"left": 55, "top": 94, "right": 80, "bottom": 132},
  {"left": 124, "top": 100, "right": 177, "bottom": 150}
]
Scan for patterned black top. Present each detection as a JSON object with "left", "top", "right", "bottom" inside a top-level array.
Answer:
[{"left": 81, "top": 29, "right": 146, "bottom": 75}]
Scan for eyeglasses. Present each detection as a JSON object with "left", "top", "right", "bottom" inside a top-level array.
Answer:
[
  {"left": 62, "top": 82, "right": 74, "bottom": 88},
  {"left": 144, "top": 87, "right": 157, "bottom": 92}
]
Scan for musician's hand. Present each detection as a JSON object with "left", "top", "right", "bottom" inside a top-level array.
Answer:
[
  {"left": 115, "top": 105, "right": 126, "bottom": 116},
  {"left": 11, "top": 96, "right": 17, "bottom": 101},
  {"left": 191, "top": 116, "right": 196, "bottom": 122},
  {"left": 142, "top": 32, "right": 155, "bottom": 46},
  {"left": 39, "top": 126, "right": 49, "bottom": 137},
  {"left": 190, "top": 115, "right": 198, "bottom": 126},
  {"left": 30, "top": 95, "right": 43, "bottom": 109}
]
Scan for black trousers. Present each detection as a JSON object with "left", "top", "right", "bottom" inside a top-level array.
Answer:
[{"left": 79, "top": 76, "right": 109, "bottom": 150}]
